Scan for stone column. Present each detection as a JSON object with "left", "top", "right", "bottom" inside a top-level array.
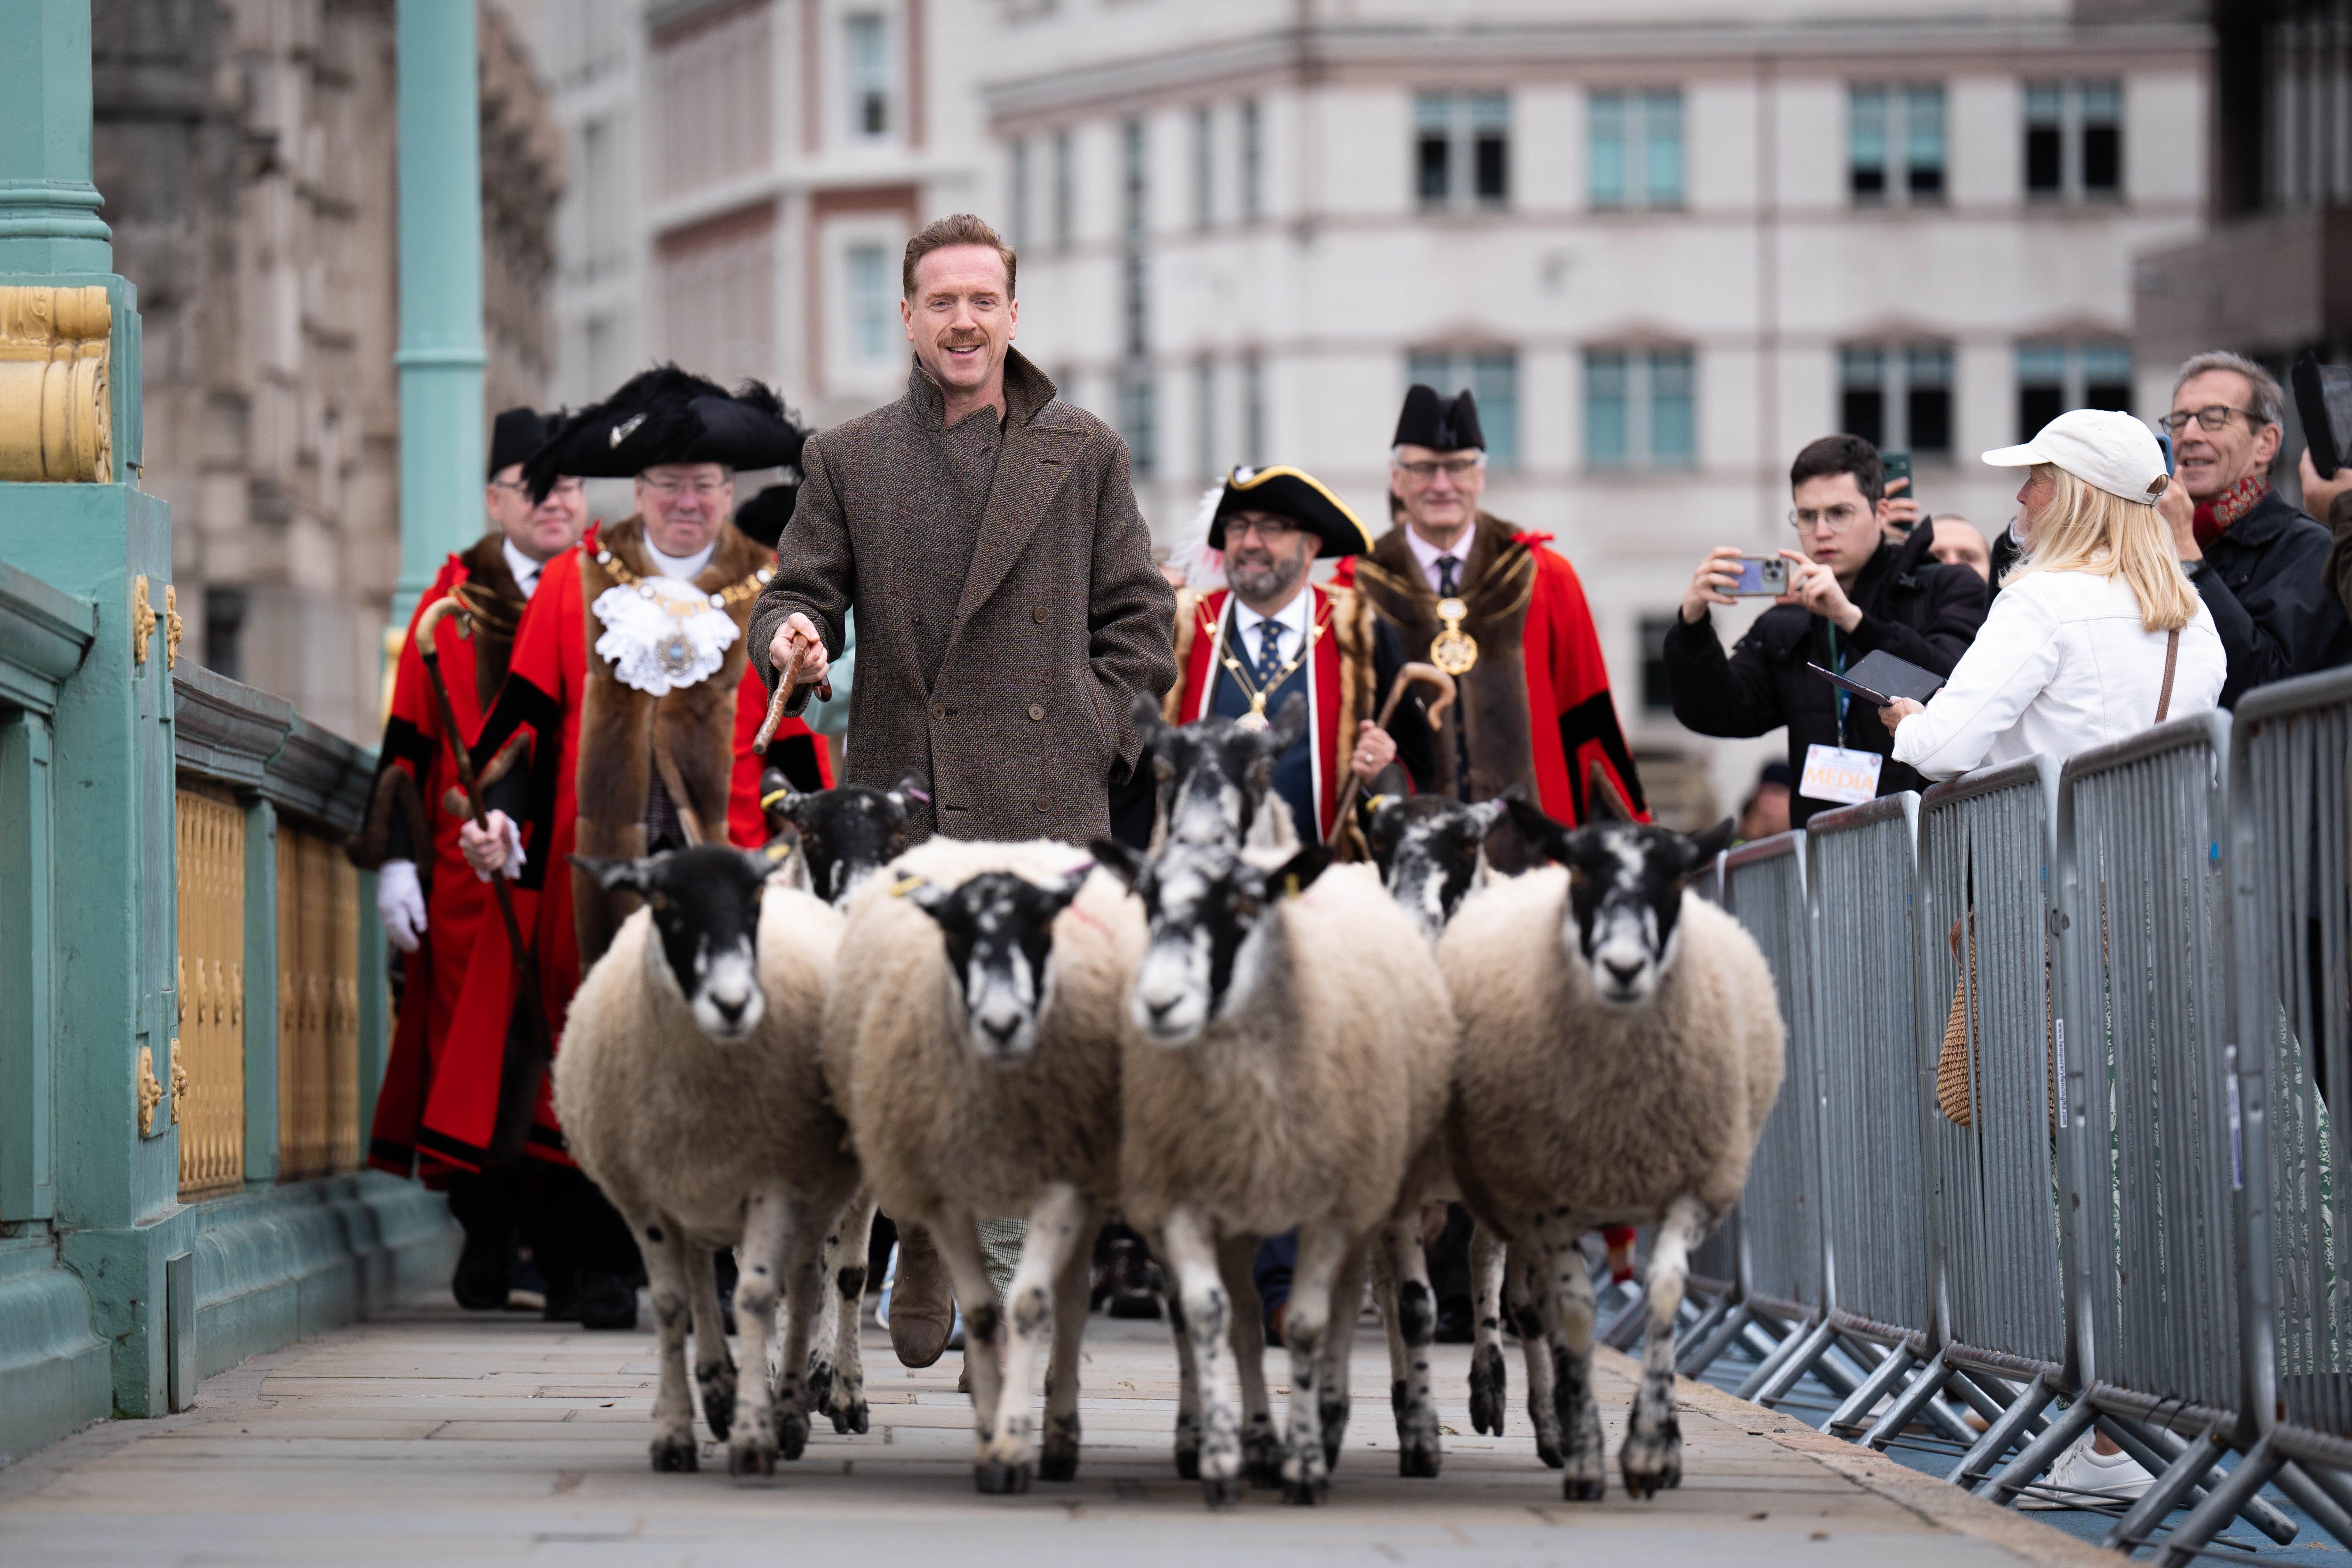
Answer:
[{"left": 392, "top": 0, "right": 488, "bottom": 626}]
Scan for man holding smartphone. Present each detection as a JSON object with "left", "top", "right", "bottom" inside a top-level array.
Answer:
[{"left": 1662, "top": 435, "right": 1988, "bottom": 828}]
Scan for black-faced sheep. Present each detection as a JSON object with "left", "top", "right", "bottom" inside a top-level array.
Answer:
[
  {"left": 1094, "top": 836, "right": 1454, "bottom": 1508},
  {"left": 1441, "top": 799, "right": 1780, "bottom": 1502},
  {"left": 553, "top": 846, "right": 860, "bottom": 1476},
  {"left": 821, "top": 838, "right": 1141, "bottom": 1494},
  {"left": 1135, "top": 691, "right": 1307, "bottom": 857}
]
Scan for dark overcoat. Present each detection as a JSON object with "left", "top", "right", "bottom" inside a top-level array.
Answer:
[{"left": 750, "top": 350, "right": 1177, "bottom": 844}]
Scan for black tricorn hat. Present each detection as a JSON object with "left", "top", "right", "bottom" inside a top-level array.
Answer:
[
  {"left": 521, "top": 365, "right": 808, "bottom": 500},
  {"left": 733, "top": 481, "right": 800, "bottom": 550},
  {"left": 488, "top": 407, "right": 556, "bottom": 480},
  {"left": 1393, "top": 383, "right": 1485, "bottom": 452},
  {"left": 1208, "top": 465, "right": 1374, "bottom": 559}
]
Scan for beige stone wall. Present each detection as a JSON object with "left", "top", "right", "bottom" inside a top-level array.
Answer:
[{"left": 95, "top": 0, "right": 561, "bottom": 744}]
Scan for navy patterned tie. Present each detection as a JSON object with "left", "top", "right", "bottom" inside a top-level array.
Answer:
[
  {"left": 1437, "top": 555, "right": 1461, "bottom": 596},
  {"left": 1256, "top": 620, "right": 1287, "bottom": 686}
]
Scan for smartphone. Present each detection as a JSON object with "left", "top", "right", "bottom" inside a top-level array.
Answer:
[
  {"left": 1730, "top": 556, "right": 1790, "bottom": 596},
  {"left": 2292, "top": 351, "right": 2352, "bottom": 479},
  {"left": 2156, "top": 429, "right": 2175, "bottom": 476},
  {"left": 1880, "top": 450, "right": 1915, "bottom": 531}
]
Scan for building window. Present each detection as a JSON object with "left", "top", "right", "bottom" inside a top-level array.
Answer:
[
  {"left": 203, "top": 587, "right": 249, "bottom": 684},
  {"left": 2026, "top": 81, "right": 2123, "bottom": 201},
  {"left": 1639, "top": 612, "right": 1679, "bottom": 716},
  {"left": 1242, "top": 353, "right": 1265, "bottom": 466},
  {"left": 2016, "top": 339, "right": 2131, "bottom": 439},
  {"left": 1119, "top": 368, "right": 1157, "bottom": 478},
  {"left": 1239, "top": 99, "right": 1263, "bottom": 221},
  {"left": 844, "top": 13, "right": 889, "bottom": 139},
  {"left": 1583, "top": 347, "right": 1696, "bottom": 471},
  {"left": 1410, "top": 348, "right": 1520, "bottom": 469},
  {"left": 1589, "top": 88, "right": 1683, "bottom": 210},
  {"left": 1192, "top": 106, "right": 1214, "bottom": 230},
  {"left": 847, "top": 244, "right": 893, "bottom": 366},
  {"left": 1840, "top": 342, "right": 1954, "bottom": 456},
  {"left": 1850, "top": 84, "right": 1944, "bottom": 205},
  {"left": 1053, "top": 130, "right": 1075, "bottom": 251},
  {"left": 1415, "top": 91, "right": 1509, "bottom": 210},
  {"left": 1009, "top": 139, "right": 1032, "bottom": 251},
  {"left": 1195, "top": 360, "right": 1217, "bottom": 479}
]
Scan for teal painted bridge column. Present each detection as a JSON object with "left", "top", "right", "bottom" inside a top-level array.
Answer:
[{"left": 392, "top": 0, "right": 487, "bottom": 628}]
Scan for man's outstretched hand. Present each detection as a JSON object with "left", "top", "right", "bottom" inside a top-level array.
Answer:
[{"left": 766, "top": 612, "right": 830, "bottom": 690}]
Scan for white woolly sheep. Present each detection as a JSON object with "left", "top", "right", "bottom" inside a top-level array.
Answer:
[
  {"left": 1440, "top": 798, "right": 1780, "bottom": 1502},
  {"left": 1094, "top": 836, "right": 1455, "bottom": 1508},
  {"left": 822, "top": 837, "right": 1143, "bottom": 1494},
  {"left": 554, "top": 845, "right": 863, "bottom": 1476}
]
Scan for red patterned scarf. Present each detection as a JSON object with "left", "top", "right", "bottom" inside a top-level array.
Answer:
[{"left": 2192, "top": 472, "right": 2269, "bottom": 551}]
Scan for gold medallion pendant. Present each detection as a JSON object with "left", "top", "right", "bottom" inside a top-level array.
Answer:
[{"left": 1430, "top": 596, "right": 1479, "bottom": 675}]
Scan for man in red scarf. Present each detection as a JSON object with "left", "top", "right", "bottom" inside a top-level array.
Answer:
[
  {"left": 350, "top": 407, "right": 585, "bottom": 1311},
  {"left": 443, "top": 369, "right": 831, "bottom": 1328}
]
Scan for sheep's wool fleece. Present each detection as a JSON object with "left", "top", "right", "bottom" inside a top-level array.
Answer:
[
  {"left": 1120, "top": 862, "right": 1454, "bottom": 1239},
  {"left": 552, "top": 889, "right": 845, "bottom": 1242},
  {"left": 1438, "top": 870, "right": 1784, "bottom": 1231},
  {"left": 822, "top": 839, "right": 1142, "bottom": 1220}
]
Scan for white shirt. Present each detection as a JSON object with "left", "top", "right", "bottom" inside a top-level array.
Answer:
[
  {"left": 501, "top": 538, "right": 546, "bottom": 601},
  {"left": 647, "top": 540, "right": 716, "bottom": 581},
  {"left": 1403, "top": 524, "right": 1473, "bottom": 594},
  {"left": 1890, "top": 570, "right": 2226, "bottom": 780},
  {"left": 1228, "top": 583, "right": 1314, "bottom": 676}
]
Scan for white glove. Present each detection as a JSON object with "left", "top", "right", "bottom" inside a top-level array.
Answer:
[
  {"left": 459, "top": 810, "right": 526, "bottom": 884},
  {"left": 376, "top": 859, "right": 427, "bottom": 953}
]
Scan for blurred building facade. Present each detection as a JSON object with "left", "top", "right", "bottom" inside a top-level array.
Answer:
[
  {"left": 94, "top": 0, "right": 562, "bottom": 744},
  {"left": 531, "top": 0, "right": 2212, "bottom": 820}
]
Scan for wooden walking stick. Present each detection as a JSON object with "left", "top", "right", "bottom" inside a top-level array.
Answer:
[
  {"left": 750, "top": 616, "right": 835, "bottom": 754},
  {"left": 413, "top": 596, "right": 553, "bottom": 1160},
  {"left": 1330, "top": 661, "right": 1459, "bottom": 844}
]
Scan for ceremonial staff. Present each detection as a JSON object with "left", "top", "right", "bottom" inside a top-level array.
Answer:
[{"left": 1330, "top": 661, "right": 1458, "bottom": 847}]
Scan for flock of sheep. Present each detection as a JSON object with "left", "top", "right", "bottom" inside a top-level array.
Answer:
[{"left": 550, "top": 694, "right": 1787, "bottom": 1509}]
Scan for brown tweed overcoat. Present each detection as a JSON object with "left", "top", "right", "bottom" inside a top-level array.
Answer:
[{"left": 750, "top": 350, "right": 1176, "bottom": 845}]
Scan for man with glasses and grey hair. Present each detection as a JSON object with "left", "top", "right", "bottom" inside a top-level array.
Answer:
[
  {"left": 2157, "top": 350, "right": 2350, "bottom": 705},
  {"left": 1664, "top": 433, "right": 1987, "bottom": 829}
]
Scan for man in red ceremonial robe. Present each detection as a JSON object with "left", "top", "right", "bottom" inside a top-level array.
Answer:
[
  {"left": 1163, "top": 464, "right": 1435, "bottom": 842},
  {"left": 1352, "top": 384, "right": 1648, "bottom": 1332},
  {"left": 350, "top": 407, "right": 585, "bottom": 1311},
  {"left": 443, "top": 368, "right": 831, "bottom": 1328}
]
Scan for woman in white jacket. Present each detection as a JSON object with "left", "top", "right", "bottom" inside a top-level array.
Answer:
[{"left": 1881, "top": 408, "right": 2224, "bottom": 778}]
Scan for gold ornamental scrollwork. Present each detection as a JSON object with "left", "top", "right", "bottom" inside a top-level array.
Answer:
[
  {"left": 138, "top": 1045, "right": 163, "bottom": 1137},
  {"left": 0, "top": 284, "right": 112, "bottom": 483},
  {"left": 169, "top": 1037, "right": 188, "bottom": 1125},
  {"left": 164, "top": 583, "right": 183, "bottom": 669},
  {"left": 132, "top": 575, "right": 156, "bottom": 664}
]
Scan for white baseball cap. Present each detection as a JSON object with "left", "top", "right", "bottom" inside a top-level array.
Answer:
[{"left": 1981, "top": 408, "right": 2171, "bottom": 506}]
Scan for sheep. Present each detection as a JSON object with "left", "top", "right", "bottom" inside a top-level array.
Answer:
[
  {"left": 1135, "top": 691, "right": 1306, "bottom": 859},
  {"left": 553, "top": 845, "right": 862, "bottom": 1476},
  {"left": 1092, "top": 834, "right": 1455, "bottom": 1507},
  {"left": 1439, "top": 796, "right": 1779, "bottom": 1502},
  {"left": 822, "top": 837, "right": 1142, "bottom": 1494}
]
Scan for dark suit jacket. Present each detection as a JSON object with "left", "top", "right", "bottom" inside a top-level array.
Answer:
[{"left": 750, "top": 350, "right": 1177, "bottom": 844}]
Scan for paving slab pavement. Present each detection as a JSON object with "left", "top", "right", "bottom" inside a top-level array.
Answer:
[{"left": 0, "top": 1298, "right": 2115, "bottom": 1568}]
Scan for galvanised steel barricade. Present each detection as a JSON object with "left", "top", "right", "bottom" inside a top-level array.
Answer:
[
  {"left": 1983, "top": 712, "right": 2296, "bottom": 1550},
  {"left": 1852, "top": 760, "right": 2074, "bottom": 1479},
  {"left": 2199, "top": 668, "right": 2352, "bottom": 1565},
  {"left": 1703, "top": 832, "right": 1830, "bottom": 1401}
]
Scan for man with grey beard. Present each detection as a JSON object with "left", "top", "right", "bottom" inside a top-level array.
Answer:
[{"left": 1164, "top": 465, "right": 1435, "bottom": 844}]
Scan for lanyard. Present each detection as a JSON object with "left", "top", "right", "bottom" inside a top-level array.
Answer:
[{"left": 1827, "top": 623, "right": 1849, "bottom": 747}]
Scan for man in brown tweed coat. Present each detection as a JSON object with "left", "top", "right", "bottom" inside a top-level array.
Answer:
[
  {"left": 749, "top": 213, "right": 1174, "bottom": 1371},
  {"left": 750, "top": 213, "right": 1175, "bottom": 849}
]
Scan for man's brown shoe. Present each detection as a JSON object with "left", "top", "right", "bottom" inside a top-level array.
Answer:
[{"left": 890, "top": 1225, "right": 955, "bottom": 1368}]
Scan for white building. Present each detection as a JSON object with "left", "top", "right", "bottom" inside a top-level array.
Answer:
[{"left": 530, "top": 0, "right": 2213, "bottom": 819}]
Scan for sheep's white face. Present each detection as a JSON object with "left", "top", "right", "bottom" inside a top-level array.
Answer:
[
  {"left": 687, "top": 935, "right": 765, "bottom": 1042},
  {"left": 909, "top": 869, "right": 1088, "bottom": 1063},
  {"left": 1096, "top": 839, "right": 1329, "bottom": 1049},
  {"left": 575, "top": 845, "right": 776, "bottom": 1044}
]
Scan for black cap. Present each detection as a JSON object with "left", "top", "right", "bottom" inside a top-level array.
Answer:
[
  {"left": 521, "top": 366, "right": 808, "bottom": 500},
  {"left": 488, "top": 407, "right": 555, "bottom": 480},
  {"left": 1208, "top": 466, "right": 1373, "bottom": 559},
  {"left": 733, "top": 482, "right": 800, "bottom": 550},
  {"left": 1393, "top": 383, "right": 1485, "bottom": 452},
  {"left": 1759, "top": 760, "right": 1794, "bottom": 789}
]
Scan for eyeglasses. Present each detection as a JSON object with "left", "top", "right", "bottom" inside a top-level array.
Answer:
[
  {"left": 642, "top": 476, "right": 730, "bottom": 499},
  {"left": 1224, "top": 515, "right": 1299, "bottom": 542},
  {"left": 1394, "top": 458, "right": 1483, "bottom": 481},
  {"left": 2159, "top": 405, "right": 2265, "bottom": 435},
  {"left": 492, "top": 478, "right": 584, "bottom": 500},
  {"left": 1788, "top": 503, "right": 1869, "bottom": 532}
]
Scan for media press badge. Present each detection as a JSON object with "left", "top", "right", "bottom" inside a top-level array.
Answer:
[{"left": 1800, "top": 743, "right": 1883, "bottom": 807}]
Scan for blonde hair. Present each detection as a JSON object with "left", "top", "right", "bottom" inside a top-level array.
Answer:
[{"left": 2003, "top": 464, "right": 2199, "bottom": 633}]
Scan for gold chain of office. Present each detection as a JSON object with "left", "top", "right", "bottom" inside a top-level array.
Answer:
[
  {"left": 594, "top": 545, "right": 773, "bottom": 609},
  {"left": 1218, "top": 613, "right": 1326, "bottom": 732}
]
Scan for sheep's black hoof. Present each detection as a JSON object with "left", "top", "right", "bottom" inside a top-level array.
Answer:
[
  {"left": 1242, "top": 1444, "right": 1283, "bottom": 1488},
  {"left": 1283, "top": 1474, "right": 1329, "bottom": 1507},
  {"left": 1469, "top": 1347, "right": 1507, "bottom": 1435},
  {"left": 1537, "top": 1440, "right": 1564, "bottom": 1469},
  {"left": 975, "top": 1459, "right": 1033, "bottom": 1495},
  {"left": 776, "top": 1410, "right": 810, "bottom": 1463},
  {"left": 1563, "top": 1474, "right": 1605, "bottom": 1502},
  {"left": 1041, "top": 1414, "right": 1080, "bottom": 1480},
  {"left": 728, "top": 1438, "right": 777, "bottom": 1478},
  {"left": 1200, "top": 1474, "right": 1243, "bottom": 1510},
  {"left": 650, "top": 1433, "right": 698, "bottom": 1472},
  {"left": 1174, "top": 1442, "right": 1201, "bottom": 1481},
  {"left": 1039, "top": 1449, "right": 1079, "bottom": 1482},
  {"left": 833, "top": 1399, "right": 869, "bottom": 1436},
  {"left": 1320, "top": 1396, "right": 1350, "bottom": 1471},
  {"left": 1399, "top": 1444, "right": 1441, "bottom": 1479}
]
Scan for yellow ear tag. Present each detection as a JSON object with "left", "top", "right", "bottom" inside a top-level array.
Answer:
[
  {"left": 764, "top": 840, "right": 793, "bottom": 862},
  {"left": 759, "top": 788, "right": 790, "bottom": 810},
  {"left": 1282, "top": 873, "right": 1301, "bottom": 899},
  {"left": 889, "top": 874, "right": 927, "bottom": 898},
  {"left": 1363, "top": 794, "right": 1392, "bottom": 814}
]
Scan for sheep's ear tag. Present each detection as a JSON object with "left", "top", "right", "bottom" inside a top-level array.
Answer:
[
  {"left": 889, "top": 874, "right": 927, "bottom": 898},
  {"left": 1281, "top": 873, "right": 1301, "bottom": 899},
  {"left": 763, "top": 840, "right": 793, "bottom": 862}
]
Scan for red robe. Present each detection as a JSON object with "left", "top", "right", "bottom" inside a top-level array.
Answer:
[
  {"left": 1516, "top": 533, "right": 1649, "bottom": 827},
  {"left": 416, "top": 527, "right": 829, "bottom": 1173}
]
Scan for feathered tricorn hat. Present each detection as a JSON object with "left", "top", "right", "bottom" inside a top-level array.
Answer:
[
  {"left": 1207, "top": 465, "right": 1374, "bottom": 559},
  {"left": 521, "top": 365, "right": 808, "bottom": 500}
]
